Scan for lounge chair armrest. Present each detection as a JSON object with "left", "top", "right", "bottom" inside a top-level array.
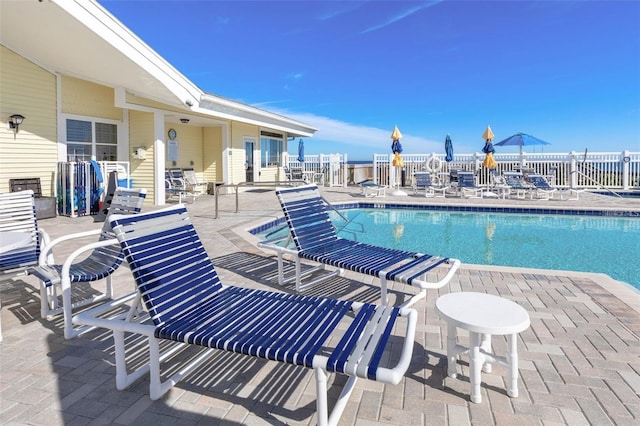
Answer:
[
  {"left": 73, "top": 291, "right": 154, "bottom": 336},
  {"left": 411, "top": 258, "right": 462, "bottom": 290},
  {"left": 371, "top": 307, "right": 417, "bottom": 385},
  {"left": 39, "top": 228, "right": 103, "bottom": 265},
  {"left": 59, "top": 237, "right": 120, "bottom": 289}
]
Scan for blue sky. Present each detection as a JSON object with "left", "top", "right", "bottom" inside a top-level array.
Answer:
[{"left": 101, "top": 0, "right": 640, "bottom": 161}]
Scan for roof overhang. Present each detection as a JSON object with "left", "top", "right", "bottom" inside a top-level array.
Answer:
[{"left": 0, "top": 0, "right": 317, "bottom": 137}]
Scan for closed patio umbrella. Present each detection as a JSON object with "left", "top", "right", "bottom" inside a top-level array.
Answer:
[
  {"left": 445, "top": 134, "right": 454, "bottom": 162},
  {"left": 391, "top": 125, "right": 404, "bottom": 168},
  {"left": 390, "top": 125, "right": 407, "bottom": 196},
  {"left": 297, "top": 138, "right": 305, "bottom": 163},
  {"left": 482, "top": 126, "right": 497, "bottom": 169}
]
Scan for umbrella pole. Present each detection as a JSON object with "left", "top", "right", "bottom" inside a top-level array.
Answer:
[{"left": 390, "top": 166, "right": 407, "bottom": 196}]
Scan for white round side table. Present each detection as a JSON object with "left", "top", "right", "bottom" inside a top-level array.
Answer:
[{"left": 435, "top": 292, "right": 530, "bottom": 403}]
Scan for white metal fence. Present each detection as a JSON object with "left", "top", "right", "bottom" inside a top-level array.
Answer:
[{"left": 290, "top": 150, "right": 640, "bottom": 190}]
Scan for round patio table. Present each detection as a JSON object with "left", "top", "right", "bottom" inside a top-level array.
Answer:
[{"left": 435, "top": 292, "right": 530, "bottom": 403}]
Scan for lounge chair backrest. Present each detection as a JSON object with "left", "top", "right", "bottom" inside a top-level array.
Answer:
[
  {"left": 0, "top": 190, "right": 41, "bottom": 274},
  {"left": 100, "top": 187, "right": 147, "bottom": 238},
  {"left": 110, "top": 205, "right": 222, "bottom": 326},
  {"left": 504, "top": 173, "right": 526, "bottom": 189},
  {"left": 414, "top": 172, "right": 433, "bottom": 187},
  {"left": 275, "top": 184, "right": 338, "bottom": 252},
  {"left": 529, "top": 174, "right": 552, "bottom": 189},
  {"left": 457, "top": 172, "right": 476, "bottom": 187}
]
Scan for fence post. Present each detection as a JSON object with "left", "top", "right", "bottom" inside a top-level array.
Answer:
[
  {"left": 342, "top": 153, "right": 348, "bottom": 187},
  {"left": 622, "top": 150, "right": 630, "bottom": 190},
  {"left": 570, "top": 151, "right": 578, "bottom": 188},
  {"left": 373, "top": 154, "right": 378, "bottom": 185}
]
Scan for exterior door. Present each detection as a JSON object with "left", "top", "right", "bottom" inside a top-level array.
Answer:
[{"left": 245, "top": 140, "right": 254, "bottom": 182}]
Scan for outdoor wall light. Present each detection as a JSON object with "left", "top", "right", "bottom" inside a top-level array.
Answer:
[
  {"left": 180, "top": 118, "right": 190, "bottom": 124},
  {"left": 9, "top": 114, "right": 25, "bottom": 134}
]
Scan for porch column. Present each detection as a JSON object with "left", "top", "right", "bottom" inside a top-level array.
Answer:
[{"left": 154, "top": 112, "right": 166, "bottom": 205}]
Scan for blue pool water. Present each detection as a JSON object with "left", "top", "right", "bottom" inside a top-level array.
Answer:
[{"left": 257, "top": 208, "right": 640, "bottom": 289}]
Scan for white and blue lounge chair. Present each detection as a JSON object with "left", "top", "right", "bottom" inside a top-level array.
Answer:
[
  {"left": 412, "top": 171, "right": 448, "bottom": 198},
  {"left": 73, "top": 205, "right": 417, "bottom": 426},
  {"left": 503, "top": 172, "right": 531, "bottom": 199},
  {"left": 528, "top": 174, "right": 557, "bottom": 200},
  {"left": 359, "top": 180, "right": 387, "bottom": 197},
  {"left": 261, "top": 184, "right": 460, "bottom": 307},
  {"left": 29, "top": 187, "right": 146, "bottom": 339},
  {"left": 457, "top": 171, "right": 484, "bottom": 198},
  {"left": 0, "top": 190, "right": 51, "bottom": 341}
]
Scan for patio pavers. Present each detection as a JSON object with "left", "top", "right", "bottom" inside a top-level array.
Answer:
[{"left": 1, "top": 186, "right": 639, "bottom": 425}]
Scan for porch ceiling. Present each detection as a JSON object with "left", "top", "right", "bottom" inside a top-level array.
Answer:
[{"left": 0, "top": 0, "right": 195, "bottom": 109}]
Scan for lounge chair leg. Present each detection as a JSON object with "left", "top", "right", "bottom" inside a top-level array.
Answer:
[
  {"left": 380, "top": 276, "right": 388, "bottom": 305},
  {"left": 315, "top": 368, "right": 329, "bottom": 426},
  {"left": 277, "top": 251, "right": 284, "bottom": 286}
]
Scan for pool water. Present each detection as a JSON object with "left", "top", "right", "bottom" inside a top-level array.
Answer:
[{"left": 259, "top": 208, "right": 640, "bottom": 289}]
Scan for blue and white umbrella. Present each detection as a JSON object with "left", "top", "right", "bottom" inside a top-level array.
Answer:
[{"left": 494, "top": 132, "right": 550, "bottom": 156}]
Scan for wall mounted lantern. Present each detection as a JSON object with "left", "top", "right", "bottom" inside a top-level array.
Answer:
[{"left": 9, "top": 114, "right": 25, "bottom": 134}]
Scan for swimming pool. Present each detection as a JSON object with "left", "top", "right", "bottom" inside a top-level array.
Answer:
[{"left": 254, "top": 206, "right": 640, "bottom": 290}]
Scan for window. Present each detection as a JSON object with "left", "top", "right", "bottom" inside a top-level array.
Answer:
[
  {"left": 66, "top": 118, "right": 118, "bottom": 162},
  {"left": 260, "top": 131, "right": 283, "bottom": 167}
]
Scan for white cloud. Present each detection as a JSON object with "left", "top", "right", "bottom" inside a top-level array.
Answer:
[
  {"left": 362, "top": 1, "right": 443, "bottom": 34},
  {"left": 277, "top": 110, "right": 444, "bottom": 155}
]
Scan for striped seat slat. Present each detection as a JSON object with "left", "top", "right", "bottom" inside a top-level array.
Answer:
[
  {"left": 327, "top": 304, "right": 376, "bottom": 372},
  {"left": 0, "top": 191, "right": 40, "bottom": 273},
  {"left": 386, "top": 255, "right": 449, "bottom": 284},
  {"left": 301, "top": 244, "right": 410, "bottom": 275},
  {"left": 155, "top": 279, "right": 354, "bottom": 367},
  {"left": 0, "top": 248, "right": 38, "bottom": 270},
  {"left": 31, "top": 244, "right": 123, "bottom": 286}
]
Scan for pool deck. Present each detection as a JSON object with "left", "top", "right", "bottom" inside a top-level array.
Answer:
[{"left": 1, "top": 186, "right": 639, "bottom": 425}]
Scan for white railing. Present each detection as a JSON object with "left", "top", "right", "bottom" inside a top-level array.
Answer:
[
  {"left": 286, "top": 153, "right": 349, "bottom": 187},
  {"left": 372, "top": 150, "right": 640, "bottom": 190},
  {"left": 289, "top": 150, "right": 640, "bottom": 190}
]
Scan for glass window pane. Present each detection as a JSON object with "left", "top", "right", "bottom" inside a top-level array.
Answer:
[
  {"left": 96, "top": 122, "right": 117, "bottom": 145},
  {"left": 67, "top": 119, "right": 92, "bottom": 142},
  {"left": 97, "top": 145, "right": 117, "bottom": 161},
  {"left": 67, "top": 143, "right": 92, "bottom": 162},
  {"left": 260, "top": 136, "right": 283, "bottom": 167}
]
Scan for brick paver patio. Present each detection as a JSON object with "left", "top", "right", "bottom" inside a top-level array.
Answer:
[{"left": 1, "top": 186, "right": 639, "bottom": 425}]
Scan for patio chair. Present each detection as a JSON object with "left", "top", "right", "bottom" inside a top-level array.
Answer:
[
  {"left": 0, "top": 190, "right": 51, "bottom": 341},
  {"left": 28, "top": 187, "right": 146, "bottom": 339},
  {"left": 73, "top": 205, "right": 417, "bottom": 426},
  {"left": 503, "top": 172, "right": 532, "bottom": 199},
  {"left": 182, "top": 168, "right": 207, "bottom": 196},
  {"left": 457, "top": 171, "right": 483, "bottom": 198},
  {"left": 165, "top": 169, "right": 196, "bottom": 203},
  {"left": 528, "top": 174, "right": 557, "bottom": 200},
  {"left": 412, "top": 172, "right": 448, "bottom": 198},
  {"left": 259, "top": 184, "right": 461, "bottom": 307}
]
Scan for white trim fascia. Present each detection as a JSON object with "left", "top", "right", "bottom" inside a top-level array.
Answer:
[
  {"left": 191, "top": 105, "right": 315, "bottom": 138},
  {"left": 56, "top": 0, "right": 201, "bottom": 108},
  {"left": 199, "top": 94, "right": 318, "bottom": 136}
]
